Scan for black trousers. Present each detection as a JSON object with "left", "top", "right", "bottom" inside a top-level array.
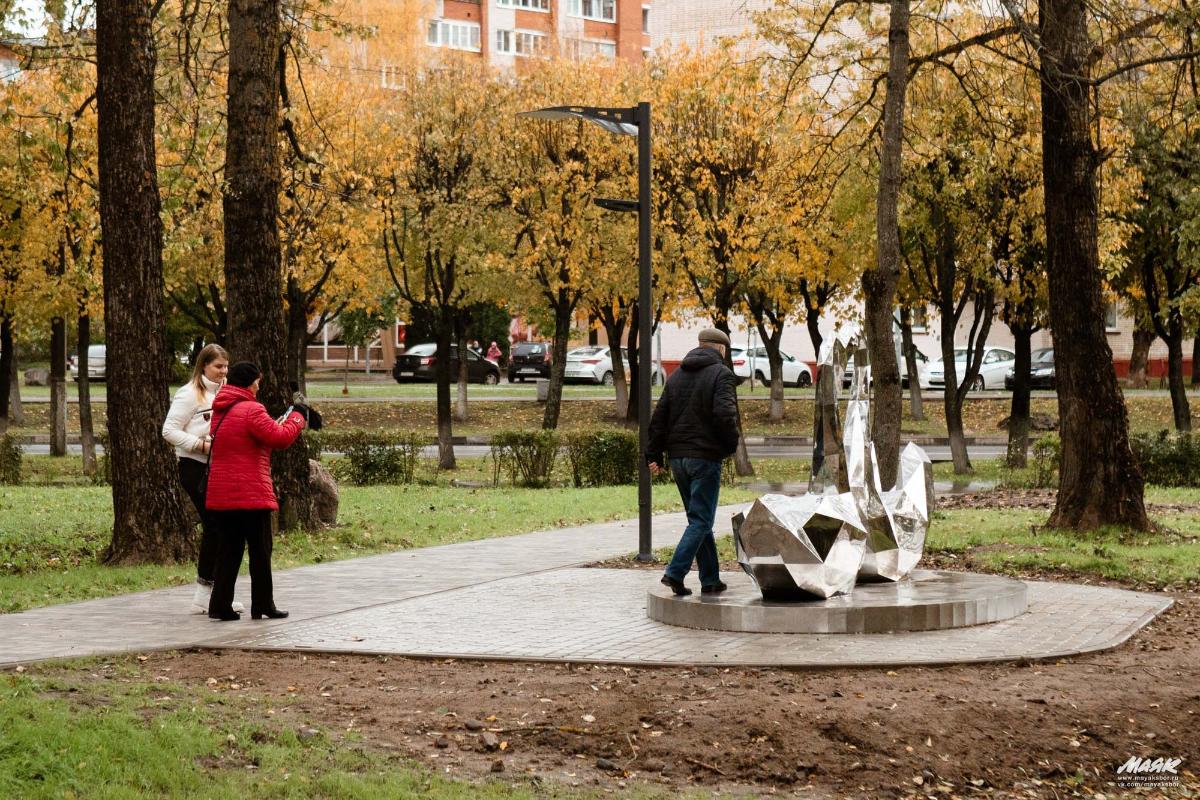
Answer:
[
  {"left": 178, "top": 458, "right": 218, "bottom": 583},
  {"left": 208, "top": 509, "right": 275, "bottom": 615}
]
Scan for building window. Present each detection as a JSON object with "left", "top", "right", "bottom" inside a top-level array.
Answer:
[
  {"left": 495, "top": 29, "right": 548, "bottom": 57},
  {"left": 910, "top": 306, "right": 928, "bottom": 332},
  {"left": 565, "top": 38, "right": 617, "bottom": 60},
  {"left": 427, "top": 20, "right": 482, "bottom": 52},
  {"left": 568, "top": 0, "right": 616, "bottom": 23},
  {"left": 642, "top": 5, "right": 649, "bottom": 34},
  {"left": 1105, "top": 301, "right": 1119, "bottom": 332},
  {"left": 497, "top": 0, "right": 550, "bottom": 10}
]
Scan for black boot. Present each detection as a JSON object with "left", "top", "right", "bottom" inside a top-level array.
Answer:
[
  {"left": 660, "top": 575, "right": 692, "bottom": 596},
  {"left": 701, "top": 581, "right": 729, "bottom": 595},
  {"left": 251, "top": 607, "right": 289, "bottom": 620},
  {"left": 208, "top": 609, "right": 241, "bottom": 621}
]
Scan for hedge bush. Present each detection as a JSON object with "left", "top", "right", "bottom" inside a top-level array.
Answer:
[
  {"left": 490, "top": 430, "right": 558, "bottom": 487},
  {"left": 0, "top": 434, "right": 21, "bottom": 485},
  {"left": 1132, "top": 430, "right": 1200, "bottom": 487},
  {"left": 564, "top": 430, "right": 639, "bottom": 487},
  {"left": 316, "top": 430, "right": 424, "bottom": 485},
  {"left": 1032, "top": 434, "right": 1060, "bottom": 489}
]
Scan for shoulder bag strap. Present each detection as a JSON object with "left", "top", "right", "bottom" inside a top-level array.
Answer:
[{"left": 200, "top": 399, "right": 246, "bottom": 488}]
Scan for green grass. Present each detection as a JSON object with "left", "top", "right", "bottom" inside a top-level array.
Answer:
[
  {"left": 4, "top": 452, "right": 1198, "bottom": 613},
  {"left": 1, "top": 451, "right": 760, "bottom": 613},
  {"left": 0, "top": 664, "right": 676, "bottom": 800}
]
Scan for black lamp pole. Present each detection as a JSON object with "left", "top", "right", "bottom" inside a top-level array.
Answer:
[
  {"left": 519, "top": 103, "right": 654, "bottom": 562},
  {"left": 634, "top": 101, "right": 653, "bottom": 562}
]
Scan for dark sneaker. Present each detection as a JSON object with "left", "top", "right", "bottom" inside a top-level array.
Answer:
[
  {"left": 660, "top": 575, "right": 692, "bottom": 596},
  {"left": 701, "top": 581, "right": 729, "bottom": 595}
]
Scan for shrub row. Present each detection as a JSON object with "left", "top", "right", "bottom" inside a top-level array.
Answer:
[
  {"left": 1131, "top": 431, "right": 1200, "bottom": 487},
  {"left": 309, "top": 430, "right": 424, "bottom": 486},
  {"left": 0, "top": 434, "right": 21, "bottom": 485}
]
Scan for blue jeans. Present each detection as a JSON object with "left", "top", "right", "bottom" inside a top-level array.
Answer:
[{"left": 665, "top": 457, "right": 723, "bottom": 587}]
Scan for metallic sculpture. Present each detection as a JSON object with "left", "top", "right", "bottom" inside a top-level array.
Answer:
[{"left": 733, "top": 330, "right": 933, "bottom": 599}]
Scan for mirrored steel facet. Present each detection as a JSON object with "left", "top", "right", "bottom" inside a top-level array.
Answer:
[{"left": 734, "top": 330, "right": 933, "bottom": 599}]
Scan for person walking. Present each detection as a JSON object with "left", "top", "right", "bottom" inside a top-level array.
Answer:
[
  {"left": 645, "top": 329, "right": 740, "bottom": 596},
  {"left": 162, "top": 343, "right": 245, "bottom": 615},
  {"left": 486, "top": 340, "right": 502, "bottom": 364},
  {"left": 204, "top": 361, "right": 309, "bottom": 621}
]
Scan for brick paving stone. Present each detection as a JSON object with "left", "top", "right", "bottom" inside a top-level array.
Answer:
[{"left": 0, "top": 503, "right": 1174, "bottom": 669}]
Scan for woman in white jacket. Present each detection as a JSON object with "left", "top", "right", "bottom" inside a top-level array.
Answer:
[{"left": 162, "top": 344, "right": 242, "bottom": 614}]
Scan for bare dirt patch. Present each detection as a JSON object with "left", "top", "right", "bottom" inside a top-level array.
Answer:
[{"left": 56, "top": 593, "right": 1198, "bottom": 799}]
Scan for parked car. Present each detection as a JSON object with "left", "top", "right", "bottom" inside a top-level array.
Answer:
[
  {"left": 1004, "top": 347, "right": 1055, "bottom": 390},
  {"left": 921, "top": 346, "right": 1016, "bottom": 391},
  {"left": 730, "top": 347, "right": 813, "bottom": 387},
  {"left": 392, "top": 343, "right": 501, "bottom": 385},
  {"left": 563, "top": 346, "right": 665, "bottom": 386},
  {"left": 507, "top": 341, "right": 551, "bottom": 382},
  {"left": 69, "top": 344, "right": 107, "bottom": 382},
  {"left": 840, "top": 347, "right": 929, "bottom": 390}
]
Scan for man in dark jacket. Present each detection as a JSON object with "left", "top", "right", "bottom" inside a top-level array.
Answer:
[{"left": 646, "top": 328, "right": 740, "bottom": 596}]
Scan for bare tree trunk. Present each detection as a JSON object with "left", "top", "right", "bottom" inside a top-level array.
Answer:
[
  {"left": 939, "top": 335, "right": 971, "bottom": 475},
  {"left": 1192, "top": 325, "right": 1200, "bottom": 386},
  {"left": 600, "top": 314, "right": 628, "bottom": 417},
  {"left": 1166, "top": 317, "right": 1191, "bottom": 431},
  {"left": 625, "top": 306, "right": 641, "bottom": 428},
  {"left": 804, "top": 304, "right": 823, "bottom": 361},
  {"left": 754, "top": 320, "right": 786, "bottom": 422},
  {"left": 455, "top": 323, "right": 469, "bottom": 423},
  {"left": 0, "top": 315, "right": 13, "bottom": 435},
  {"left": 77, "top": 312, "right": 97, "bottom": 475},
  {"left": 1006, "top": 327, "right": 1032, "bottom": 468},
  {"left": 716, "top": 318, "right": 754, "bottom": 477},
  {"left": 224, "top": 0, "right": 313, "bottom": 530},
  {"left": 1037, "top": 0, "right": 1147, "bottom": 530},
  {"left": 865, "top": 0, "right": 911, "bottom": 490},
  {"left": 49, "top": 317, "right": 67, "bottom": 456},
  {"left": 899, "top": 307, "right": 923, "bottom": 421},
  {"left": 1129, "top": 325, "right": 1153, "bottom": 388},
  {"left": 284, "top": 276, "right": 309, "bottom": 395},
  {"left": 7, "top": 339, "right": 21, "bottom": 426},
  {"left": 435, "top": 315, "right": 456, "bottom": 469},
  {"left": 543, "top": 300, "right": 572, "bottom": 430},
  {"left": 97, "top": 0, "right": 194, "bottom": 563}
]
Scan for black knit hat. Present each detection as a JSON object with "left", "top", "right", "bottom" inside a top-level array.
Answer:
[{"left": 227, "top": 361, "right": 262, "bottom": 388}]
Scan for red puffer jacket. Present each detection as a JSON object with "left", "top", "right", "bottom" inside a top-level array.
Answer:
[{"left": 204, "top": 385, "right": 306, "bottom": 511}]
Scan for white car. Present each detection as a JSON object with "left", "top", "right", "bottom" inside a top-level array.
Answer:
[
  {"left": 731, "top": 347, "right": 813, "bottom": 387},
  {"left": 921, "top": 346, "right": 1015, "bottom": 391},
  {"left": 841, "top": 348, "right": 929, "bottom": 390},
  {"left": 69, "top": 344, "right": 107, "bottom": 382},
  {"left": 563, "top": 346, "right": 665, "bottom": 386}
]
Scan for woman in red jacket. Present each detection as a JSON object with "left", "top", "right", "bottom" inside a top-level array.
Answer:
[{"left": 204, "top": 361, "right": 308, "bottom": 621}]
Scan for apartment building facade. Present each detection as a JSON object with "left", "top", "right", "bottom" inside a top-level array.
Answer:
[{"left": 427, "top": 0, "right": 651, "bottom": 66}]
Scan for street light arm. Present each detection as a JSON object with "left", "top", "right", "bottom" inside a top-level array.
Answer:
[{"left": 518, "top": 105, "right": 639, "bottom": 136}]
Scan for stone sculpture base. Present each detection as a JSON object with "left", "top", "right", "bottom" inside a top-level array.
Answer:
[{"left": 647, "top": 570, "right": 1027, "bottom": 634}]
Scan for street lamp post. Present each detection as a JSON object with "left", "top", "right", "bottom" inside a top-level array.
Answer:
[{"left": 520, "top": 103, "right": 655, "bottom": 562}]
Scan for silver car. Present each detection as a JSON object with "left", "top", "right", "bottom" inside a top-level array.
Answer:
[
  {"left": 563, "top": 346, "right": 665, "bottom": 385},
  {"left": 69, "top": 344, "right": 107, "bottom": 382},
  {"left": 731, "top": 347, "right": 813, "bottom": 387},
  {"left": 921, "top": 346, "right": 1016, "bottom": 391}
]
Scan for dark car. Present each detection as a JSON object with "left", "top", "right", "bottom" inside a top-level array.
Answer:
[
  {"left": 1004, "top": 347, "right": 1055, "bottom": 390},
  {"left": 507, "top": 341, "right": 551, "bottom": 382},
  {"left": 392, "top": 343, "right": 501, "bottom": 385}
]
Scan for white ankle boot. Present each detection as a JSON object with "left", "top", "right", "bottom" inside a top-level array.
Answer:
[{"left": 191, "top": 581, "right": 244, "bottom": 614}]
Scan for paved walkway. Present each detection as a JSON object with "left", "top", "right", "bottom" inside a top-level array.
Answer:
[{"left": 0, "top": 505, "right": 1172, "bottom": 669}]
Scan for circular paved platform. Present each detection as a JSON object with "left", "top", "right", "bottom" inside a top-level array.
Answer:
[
  {"left": 646, "top": 570, "right": 1028, "bottom": 634},
  {"left": 216, "top": 569, "right": 1173, "bottom": 668}
]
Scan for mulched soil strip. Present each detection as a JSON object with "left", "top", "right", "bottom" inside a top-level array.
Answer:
[{"left": 39, "top": 591, "right": 1196, "bottom": 799}]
